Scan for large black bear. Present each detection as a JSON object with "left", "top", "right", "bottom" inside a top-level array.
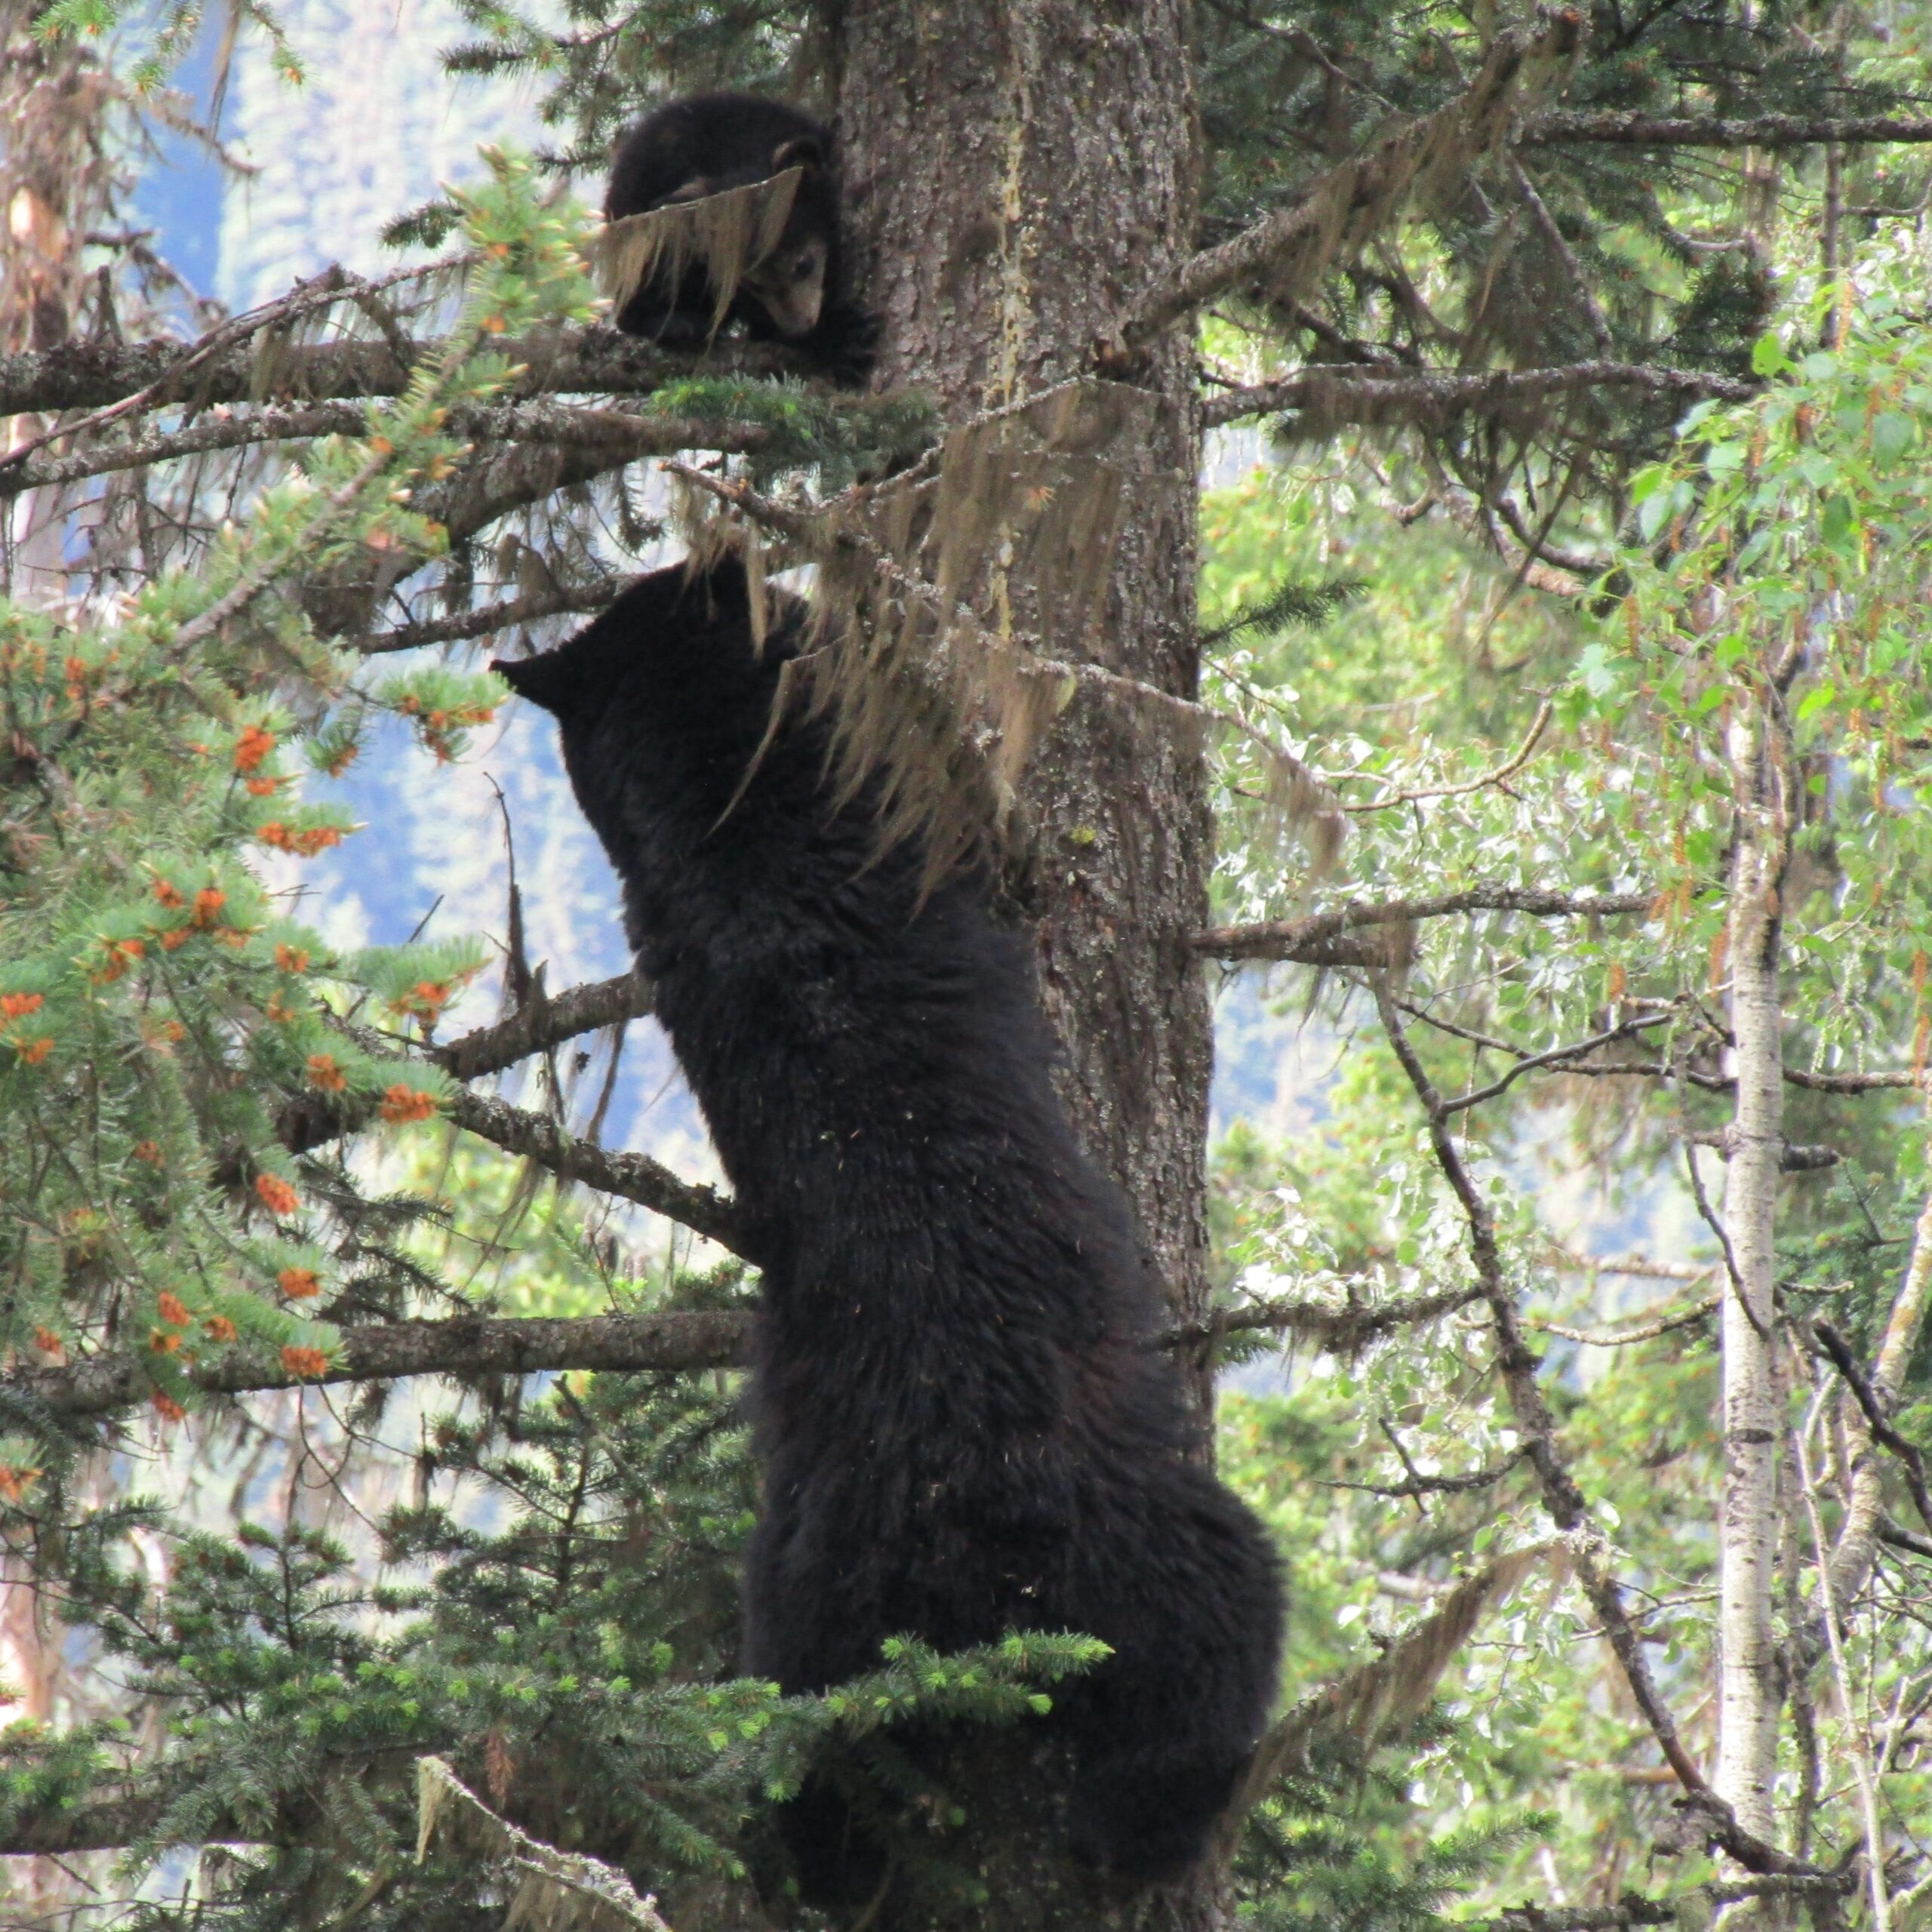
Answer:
[
  {"left": 494, "top": 558, "right": 1281, "bottom": 1890},
  {"left": 605, "top": 94, "right": 877, "bottom": 383}
]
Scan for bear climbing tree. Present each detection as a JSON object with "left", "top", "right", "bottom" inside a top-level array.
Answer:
[{"left": 494, "top": 555, "right": 1283, "bottom": 1906}]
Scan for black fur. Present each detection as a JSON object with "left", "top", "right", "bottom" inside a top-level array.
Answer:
[
  {"left": 494, "top": 558, "right": 1282, "bottom": 1888},
  {"left": 605, "top": 93, "right": 876, "bottom": 383}
]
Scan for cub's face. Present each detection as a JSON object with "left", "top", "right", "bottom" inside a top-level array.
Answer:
[{"left": 745, "top": 227, "right": 827, "bottom": 337}]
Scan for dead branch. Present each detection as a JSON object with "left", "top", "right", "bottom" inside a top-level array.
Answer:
[
  {"left": 1169, "top": 1284, "right": 1484, "bottom": 1353},
  {"left": 1540, "top": 1296, "right": 1720, "bottom": 1346},
  {"left": 1225, "top": 1543, "right": 1554, "bottom": 1833},
  {"left": 361, "top": 581, "right": 622, "bottom": 654},
  {"left": 1683, "top": 1128, "right": 1842, "bottom": 1172},
  {"left": 0, "top": 1269, "right": 1447, "bottom": 1423},
  {"left": 0, "top": 318, "right": 813, "bottom": 422},
  {"left": 662, "top": 460, "right": 1341, "bottom": 832},
  {"left": 1521, "top": 110, "right": 1932, "bottom": 149},
  {"left": 1814, "top": 1318, "right": 1932, "bottom": 1537},
  {"left": 1342, "top": 700, "right": 1554, "bottom": 814},
  {"left": 0, "top": 398, "right": 777, "bottom": 499},
  {"left": 1367, "top": 972, "right": 1810, "bottom": 1878},
  {"left": 435, "top": 971, "right": 654, "bottom": 1083},
  {"left": 1475, "top": 1872, "right": 1858, "bottom": 1932},
  {"left": 1444, "top": 1012, "right": 1680, "bottom": 1115},
  {"left": 444, "top": 1088, "right": 746, "bottom": 1254},
  {"left": 1113, "top": 20, "right": 1582, "bottom": 353},
  {"left": 276, "top": 971, "right": 655, "bottom": 1153},
  {"left": 1201, "top": 361, "right": 1757, "bottom": 430},
  {"left": 1195, "top": 885, "right": 1653, "bottom": 962}
]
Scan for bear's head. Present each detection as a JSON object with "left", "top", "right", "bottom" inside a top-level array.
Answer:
[{"left": 492, "top": 555, "right": 818, "bottom": 906}]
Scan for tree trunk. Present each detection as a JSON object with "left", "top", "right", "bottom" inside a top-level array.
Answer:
[
  {"left": 833, "top": 0, "right": 1213, "bottom": 1387},
  {"left": 829, "top": 7, "right": 1223, "bottom": 1927},
  {"left": 1714, "top": 701, "right": 1789, "bottom": 1847}
]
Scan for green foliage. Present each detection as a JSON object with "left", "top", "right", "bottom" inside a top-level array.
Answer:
[
  {"left": 12, "top": 1351, "right": 1101, "bottom": 1930},
  {"left": 651, "top": 374, "right": 940, "bottom": 489},
  {"left": 0, "top": 152, "right": 590, "bottom": 1473}
]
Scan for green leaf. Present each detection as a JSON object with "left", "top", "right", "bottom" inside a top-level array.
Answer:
[
  {"left": 1820, "top": 494, "right": 1858, "bottom": 550},
  {"left": 1751, "top": 332, "right": 1792, "bottom": 377},
  {"left": 1872, "top": 411, "right": 1915, "bottom": 463},
  {"left": 1795, "top": 681, "right": 1837, "bottom": 724}
]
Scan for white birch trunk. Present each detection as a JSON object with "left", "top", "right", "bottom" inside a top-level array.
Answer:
[{"left": 1714, "top": 707, "right": 1788, "bottom": 1845}]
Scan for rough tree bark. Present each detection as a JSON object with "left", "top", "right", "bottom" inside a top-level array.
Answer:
[
  {"left": 829, "top": 7, "right": 1221, "bottom": 1927},
  {"left": 834, "top": 0, "right": 1212, "bottom": 1381},
  {"left": 1714, "top": 697, "right": 1792, "bottom": 1847}
]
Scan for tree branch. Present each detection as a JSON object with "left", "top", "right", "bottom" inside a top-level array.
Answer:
[
  {"left": 1540, "top": 1295, "right": 1720, "bottom": 1346},
  {"left": 1442, "top": 1012, "right": 1681, "bottom": 1115},
  {"left": 1201, "top": 361, "right": 1757, "bottom": 430},
  {"left": 1367, "top": 973, "right": 1810, "bottom": 1878},
  {"left": 1168, "top": 1284, "right": 1484, "bottom": 1354},
  {"left": 0, "top": 398, "right": 779, "bottom": 500},
  {"left": 443, "top": 1088, "right": 746, "bottom": 1254},
  {"left": 433, "top": 972, "right": 654, "bottom": 1084},
  {"left": 1814, "top": 1318, "right": 1932, "bottom": 1537},
  {"left": 277, "top": 972, "right": 656, "bottom": 1152},
  {"left": 361, "top": 582, "right": 622, "bottom": 654},
  {"left": 2, "top": 1287, "right": 1473, "bottom": 1423},
  {"left": 1112, "top": 20, "right": 1581, "bottom": 353},
  {"left": 0, "top": 321, "right": 817, "bottom": 423},
  {"left": 1521, "top": 109, "right": 1932, "bottom": 149},
  {"left": 1195, "top": 887, "right": 1653, "bottom": 962},
  {"left": 4, "top": 1309, "right": 755, "bottom": 1418}
]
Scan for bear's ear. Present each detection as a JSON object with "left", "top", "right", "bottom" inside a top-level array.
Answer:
[
  {"left": 771, "top": 134, "right": 826, "bottom": 177},
  {"left": 491, "top": 650, "right": 583, "bottom": 718}
]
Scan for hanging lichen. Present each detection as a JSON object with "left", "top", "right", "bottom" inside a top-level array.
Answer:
[
  {"left": 672, "top": 377, "right": 1342, "bottom": 890},
  {"left": 588, "top": 168, "right": 804, "bottom": 340}
]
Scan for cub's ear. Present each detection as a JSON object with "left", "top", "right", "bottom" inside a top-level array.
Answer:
[
  {"left": 771, "top": 134, "right": 826, "bottom": 176},
  {"left": 663, "top": 176, "right": 715, "bottom": 205},
  {"left": 491, "top": 651, "right": 580, "bottom": 718}
]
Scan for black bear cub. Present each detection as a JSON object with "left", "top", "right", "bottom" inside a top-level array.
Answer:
[
  {"left": 605, "top": 94, "right": 875, "bottom": 383},
  {"left": 494, "top": 558, "right": 1281, "bottom": 1890}
]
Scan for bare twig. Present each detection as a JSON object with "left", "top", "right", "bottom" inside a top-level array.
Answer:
[{"left": 1343, "top": 700, "right": 1555, "bottom": 814}]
